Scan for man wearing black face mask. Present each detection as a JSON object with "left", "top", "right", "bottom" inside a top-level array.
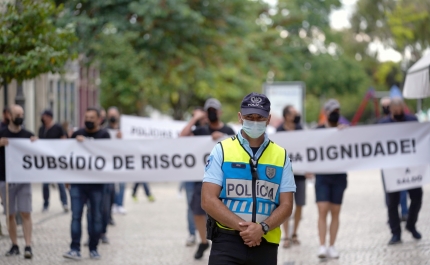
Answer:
[
  {"left": 377, "top": 97, "right": 409, "bottom": 226},
  {"left": 380, "top": 97, "right": 391, "bottom": 119},
  {"left": 1, "top": 107, "right": 11, "bottom": 129},
  {"left": 64, "top": 107, "right": 110, "bottom": 261},
  {"left": 0, "top": 105, "right": 36, "bottom": 259},
  {"left": 378, "top": 98, "right": 422, "bottom": 245},
  {"left": 180, "top": 98, "right": 235, "bottom": 260},
  {"left": 38, "top": 109, "right": 69, "bottom": 213}
]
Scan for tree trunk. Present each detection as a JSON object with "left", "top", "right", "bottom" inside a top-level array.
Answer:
[{"left": 2, "top": 78, "right": 7, "bottom": 107}]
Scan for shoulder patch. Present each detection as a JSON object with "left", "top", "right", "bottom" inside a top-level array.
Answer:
[{"left": 205, "top": 155, "right": 214, "bottom": 171}]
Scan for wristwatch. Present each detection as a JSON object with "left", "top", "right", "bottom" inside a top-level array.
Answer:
[{"left": 260, "top": 222, "right": 269, "bottom": 235}]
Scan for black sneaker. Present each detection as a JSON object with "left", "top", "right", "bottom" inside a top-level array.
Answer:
[
  {"left": 406, "top": 227, "right": 422, "bottom": 240},
  {"left": 5, "top": 245, "right": 20, "bottom": 256},
  {"left": 194, "top": 243, "right": 209, "bottom": 260},
  {"left": 24, "top": 246, "right": 32, "bottom": 259},
  {"left": 388, "top": 234, "right": 402, "bottom": 245}
]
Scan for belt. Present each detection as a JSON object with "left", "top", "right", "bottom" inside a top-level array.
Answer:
[{"left": 216, "top": 227, "right": 241, "bottom": 236}]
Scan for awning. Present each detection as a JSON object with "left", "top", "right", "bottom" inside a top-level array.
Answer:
[{"left": 403, "top": 53, "right": 430, "bottom": 99}]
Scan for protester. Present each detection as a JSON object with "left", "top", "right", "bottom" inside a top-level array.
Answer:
[
  {"left": 107, "top": 107, "right": 126, "bottom": 215},
  {"left": 63, "top": 107, "right": 110, "bottom": 260},
  {"left": 131, "top": 183, "right": 155, "bottom": 202},
  {"left": 378, "top": 98, "right": 423, "bottom": 245},
  {"left": 100, "top": 108, "right": 107, "bottom": 128},
  {"left": 38, "top": 109, "right": 69, "bottom": 213},
  {"left": 182, "top": 107, "right": 208, "bottom": 247},
  {"left": 315, "top": 99, "right": 347, "bottom": 259},
  {"left": 180, "top": 98, "right": 235, "bottom": 259},
  {"left": 1, "top": 107, "right": 10, "bottom": 129},
  {"left": 0, "top": 104, "right": 36, "bottom": 259},
  {"left": 378, "top": 97, "right": 409, "bottom": 222},
  {"left": 201, "top": 92, "right": 295, "bottom": 264},
  {"left": 277, "top": 105, "right": 308, "bottom": 248}
]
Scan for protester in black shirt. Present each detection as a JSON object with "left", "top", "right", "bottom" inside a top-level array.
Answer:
[
  {"left": 276, "top": 105, "right": 307, "bottom": 248},
  {"left": 180, "top": 98, "right": 235, "bottom": 260},
  {"left": 0, "top": 105, "right": 36, "bottom": 259},
  {"left": 1, "top": 106, "right": 11, "bottom": 129},
  {"left": 63, "top": 107, "right": 110, "bottom": 261},
  {"left": 378, "top": 98, "right": 422, "bottom": 245},
  {"left": 38, "top": 109, "right": 69, "bottom": 213}
]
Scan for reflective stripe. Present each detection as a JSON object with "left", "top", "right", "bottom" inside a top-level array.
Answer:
[
  {"left": 226, "top": 200, "right": 232, "bottom": 209},
  {"left": 265, "top": 203, "right": 270, "bottom": 215},
  {"left": 232, "top": 201, "right": 239, "bottom": 212},
  {"left": 248, "top": 202, "right": 253, "bottom": 213},
  {"left": 258, "top": 202, "right": 263, "bottom": 213},
  {"left": 240, "top": 202, "right": 247, "bottom": 212}
]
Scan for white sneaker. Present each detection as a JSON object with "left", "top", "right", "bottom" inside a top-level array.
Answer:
[
  {"left": 328, "top": 246, "right": 339, "bottom": 259},
  {"left": 111, "top": 205, "right": 119, "bottom": 214},
  {"left": 186, "top": 235, "right": 196, "bottom": 246},
  {"left": 117, "top": 206, "right": 127, "bottom": 215},
  {"left": 318, "top": 246, "right": 327, "bottom": 259}
]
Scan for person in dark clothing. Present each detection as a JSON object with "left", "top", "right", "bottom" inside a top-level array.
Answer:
[
  {"left": 180, "top": 98, "right": 235, "bottom": 260},
  {"left": 377, "top": 97, "right": 409, "bottom": 222},
  {"left": 63, "top": 108, "right": 110, "bottom": 261},
  {"left": 38, "top": 109, "right": 69, "bottom": 213},
  {"left": 378, "top": 98, "right": 422, "bottom": 245},
  {"left": 277, "top": 105, "right": 307, "bottom": 248},
  {"left": 0, "top": 105, "right": 36, "bottom": 259},
  {"left": 1, "top": 107, "right": 11, "bottom": 129}
]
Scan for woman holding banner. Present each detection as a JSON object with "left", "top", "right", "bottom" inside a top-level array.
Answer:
[{"left": 314, "top": 99, "right": 348, "bottom": 259}]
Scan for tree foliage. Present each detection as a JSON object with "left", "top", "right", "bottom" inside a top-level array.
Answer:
[{"left": 0, "top": 0, "right": 77, "bottom": 83}]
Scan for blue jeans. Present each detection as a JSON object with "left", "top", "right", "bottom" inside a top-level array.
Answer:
[
  {"left": 400, "top": 190, "right": 408, "bottom": 216},
  {"left": 43, "top": 183, "right": 67, "bottom": 208},
  {"left": 184, "top": 182, "right": 196, "bottom": 236},
  {"left": 114, "top": 183, "right": 125, "bottom": 206},
  {"left": 87, "top": 184, "right": 114, "bottom": 235},
  {"left": 132, "top": 183, "right": 151, "bottom": 197},
  {"left": 70, "top": 184, "right": 103, "bottom": 252}
]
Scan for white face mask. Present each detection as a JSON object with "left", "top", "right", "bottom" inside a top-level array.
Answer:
[{"left": 241, "top": 117, "right": 267, "bottom": 138}]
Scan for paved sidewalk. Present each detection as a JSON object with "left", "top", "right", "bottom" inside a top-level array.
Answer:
[{"left": 0, "top": 169, "right": 429, "bottom": 265}]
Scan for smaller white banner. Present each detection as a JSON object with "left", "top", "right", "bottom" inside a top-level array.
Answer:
[
  {"left": 383, "top": 165, "right": 430, "bottom": 192},
  {"left": 121, "top": 115, "right": 186, "bottom": 139}
]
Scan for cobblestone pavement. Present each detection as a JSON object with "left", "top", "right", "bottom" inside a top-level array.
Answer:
[{"left": 0, "top": 169, "right": 429, "bottom": 265}]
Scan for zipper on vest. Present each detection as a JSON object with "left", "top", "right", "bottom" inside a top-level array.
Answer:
[{"left": 250, "top": 158, "right": 258, "bottom": 223}]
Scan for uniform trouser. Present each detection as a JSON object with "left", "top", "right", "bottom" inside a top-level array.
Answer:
[
  {"left": 209, "top": 232, "right": 278, "bottom": 265},
  {"left": 388, "top": 187, "right": 423, "bottom": 236}
]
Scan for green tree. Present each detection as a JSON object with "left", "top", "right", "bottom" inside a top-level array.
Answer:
[{"left": 0, "top": 0, "right": 77, "bottom": 105}]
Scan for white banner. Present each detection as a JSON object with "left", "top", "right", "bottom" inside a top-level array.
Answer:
[
  {"left": 383, "top": 165, "right": 430, "bottom": 192},
  {"left": 120, "top": 115, "right": 186, "bottom": 139},
  {"left": 5, "top": 122, "right": 430, "bottom": 183},
  {"left": 120, "top": 115, "right": 276, "bottom": 140}
]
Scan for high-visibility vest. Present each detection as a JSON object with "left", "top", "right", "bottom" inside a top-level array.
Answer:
[{"left": 217, "top": 135, "right": 287, "bottom": 244}]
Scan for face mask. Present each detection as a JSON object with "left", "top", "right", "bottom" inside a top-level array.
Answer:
[
  {"left": 85, "top": 121, "right": 95, "bottom": 130},
  {"left": 394, "top": 113, "right": 404, "bottom": 121},
  {"left": 109, "top": 117, "right": 117, "bottom": 123},
  {"left": 13, "top": 117, "right": 24, "bottom": 126},
  {"left": 242, "top": 119, "right": 267, "bottom": 139},
  {"left": 328, "top": 112, "right": 340, "bottom": 123},
  {"left": 382, "top": 106, "right": 390, "bottom": 115},
  {"left": 293, "top": 115, "right": 301, "bottom": 124},
  {"left": 208, "top": 110, "right": 218, "bottom": 122}
]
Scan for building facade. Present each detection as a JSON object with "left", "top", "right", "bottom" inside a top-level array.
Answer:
[{"left": 0, "top": 60, "right": 100, "bottom": 134}]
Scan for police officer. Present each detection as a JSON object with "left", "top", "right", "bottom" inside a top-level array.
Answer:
[{"left": 201, "top": 93, "right": 296, "bottom": 264}]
